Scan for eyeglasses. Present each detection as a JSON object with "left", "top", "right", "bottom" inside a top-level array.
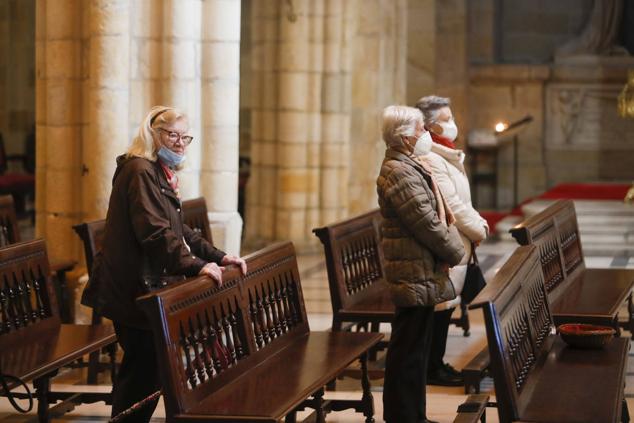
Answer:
[{"left": 156, "top": 128, "right": 194, "bottom": 146}]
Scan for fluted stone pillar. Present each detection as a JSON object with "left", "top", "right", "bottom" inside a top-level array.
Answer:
[
  {"left": 83, "top": 0, "right": 130, "bottom": 222},
  {"left": 200, "top": 0, "right": 243, "bottom": 255},
  {"left": 162, "top": 0, "right": 201, "bottom": 200},
  {"left": 36, "top": 0, "right": 84, "bottom": 261},
  {"left": 247, "top": 0, "right": 355, "bottom": 247}
]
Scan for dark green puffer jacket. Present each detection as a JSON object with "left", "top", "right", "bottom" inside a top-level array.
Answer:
[{"left": 376, "top": 148, "right": 465, "bottom": 307}]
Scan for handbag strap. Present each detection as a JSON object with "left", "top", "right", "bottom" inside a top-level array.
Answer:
[
  {"left": 470, "top": 242, "right": 479, "bottom": 265},
  {"left": 0, "top": 373, "right": 33, "bottom": 413}
]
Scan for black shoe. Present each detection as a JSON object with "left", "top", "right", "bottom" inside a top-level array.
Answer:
[
  {"left": 443, "top": 362, "right": 462, "bottom": 377},
  {"left": 427, "top": 366, "right": 464, "bottom": 387}
]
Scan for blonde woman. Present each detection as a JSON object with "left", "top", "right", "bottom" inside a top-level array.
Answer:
[{"left": 81, "top": 106, "right": 246, "bottom": 422}]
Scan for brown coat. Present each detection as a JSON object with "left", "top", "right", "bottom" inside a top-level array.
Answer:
[
  {"left": 81, "top": 155, "right": 225, "bottom": 328},
  {"left": 376, "top": 149, "right": 465, "bottom": 308}
]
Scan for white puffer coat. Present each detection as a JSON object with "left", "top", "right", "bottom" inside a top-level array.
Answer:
[{"left": 422, "top": 142, "right": 489, "bottom": 310}]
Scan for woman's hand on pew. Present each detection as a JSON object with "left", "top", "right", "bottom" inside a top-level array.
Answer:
[
  {"left": 221, "top": 255, "right": 248, "bottom": 276},
  {"left": 199, "top": 262, "right": 226, "bottom": 286}
]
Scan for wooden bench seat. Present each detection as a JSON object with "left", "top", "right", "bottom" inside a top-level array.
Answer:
[
  {"left": 137, "top": 241, "right": 383, "bottom": 423},
  {"left": 468, "top": 244, "right": 629, "bottom": 423},
  {"left": 0, "top": 239, "right": 115, "bottom": 422},
  {"left": 463, "top": 199, "right": 634, "bottom": 394},
  {"left": 510, "top": 199, "right": 634, "bottom": 332}
]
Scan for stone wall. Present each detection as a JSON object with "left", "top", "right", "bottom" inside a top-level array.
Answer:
[{"left": 469, "top": 65, "right": 549, "bottom": 209}]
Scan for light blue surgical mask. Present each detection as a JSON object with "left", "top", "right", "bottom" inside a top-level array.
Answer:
[{"left": 157, "top": 147, "right": 186, "bottom": 168}]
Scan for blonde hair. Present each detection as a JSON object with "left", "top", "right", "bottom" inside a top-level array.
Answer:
[
  {"left": 381, "top": 105, "right": 423, "bottom": 148},
  {"left": 126, "top": 105, "right": 188, "bottom": 161}
]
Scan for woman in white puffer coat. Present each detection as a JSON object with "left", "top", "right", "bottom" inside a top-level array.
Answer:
[{"left": 415, "top": 95, "right": 489, "bottom": 387}]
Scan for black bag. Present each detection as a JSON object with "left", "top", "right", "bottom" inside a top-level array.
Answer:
[{"left": 461, "top": 243, "right": 486, "bottom": 304}]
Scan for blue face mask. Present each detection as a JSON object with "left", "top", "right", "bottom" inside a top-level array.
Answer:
[{"left": 157, "top": 147, "right": 186, "bottom": 168}]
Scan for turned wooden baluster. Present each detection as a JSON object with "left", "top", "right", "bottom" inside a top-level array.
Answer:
[
  {"left": 204, "top": 308, "right": 223, "bottom": 375},
  {"left": 30, "top": 269, "right": 46, "bottom": 319},
  {"left": 0, "top": 284, "right": 9, "bottom": 333},
  {"left": 341, "top": 245, "right": 352, "bottom": 295},
  {"left": 212, "top": 307, "right": 227, "bottom": 367},
  {"left": 196, "top": 312, "right": 214, "bottom": 379},
  {"left": 248, "top": 290, "right": 264, "bottom": 348},
  {"left": 21, "top": 269, "right": 36, "bottom": 323},
  {"left": 179, "top": 320, "right": 197, "bottom": 388},
  {"left": 220, "top": 302, "right": 236, "bottom": 363},
  {"left": 4, "top": 277, "right": 20, "bottom": 329},
  {"left": 254, "top": 287, "right": 270, "bottom": 344},
  {"left": 229, "top": 297, "right": 244, "bottom": 359},
  {"left": 13, "top": 274, "right": 29, "bottom": 327},
  {"left": 277, "top": 276, "right": 292, "bottom": 331},
  {"left": 283, "top": 272, "right": 299, "bottom": 325},
  {"left": 273, "top": 275, "right": 287, "bottom": 333},
  {"left": 266, "top": 281, "right": 282, "bottom": 337},
  {"left": 188, "top": 316, "right": 206, "bottom": 384}
]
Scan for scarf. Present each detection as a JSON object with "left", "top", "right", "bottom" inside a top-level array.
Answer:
[
  {"left": 159, "top": 161, "right": 180, "bottom": 198},
  {"left": 414, "top": 155, "right": 455, "bottom": 226},
  {"left": 431, "top": 132, "right": 456, "bottom": 150}
]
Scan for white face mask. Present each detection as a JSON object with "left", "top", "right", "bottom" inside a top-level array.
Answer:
[
  {"left": 438, "top": 120, "right": 458, "bottom": 141},
  {"left": 413, "top": 131, "right": 433, "bottom": 156}
]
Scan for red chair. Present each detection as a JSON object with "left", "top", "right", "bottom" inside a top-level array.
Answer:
[{"left": 0, "top": 132, "right": 34, "bottom": 215}]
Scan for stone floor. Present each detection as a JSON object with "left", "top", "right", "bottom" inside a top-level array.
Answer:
[{"left": 3, "top": 199, "right": 634, "bottom": 422}]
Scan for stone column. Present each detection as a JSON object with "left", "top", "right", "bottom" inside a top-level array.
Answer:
[
  {"left": 319, "top": 0, "right": 352, "bottom": 225},
  {"left": 129, "top": 0, "right": 163, "bottom": 136},
  {"left": 162, "top": 0, "right": 201, "bottom": 200},
  {"left": 200, "top": 0, "right": 243, "bottom": 254},
  {"left": 35, "top": 0, "right": 84, "bottom": 261},
  {"left": 83, "top": 0, "right": 130, "bottom": 222},
  {"left": 246, "top": 0, "right": 279, "bottom": 245}
]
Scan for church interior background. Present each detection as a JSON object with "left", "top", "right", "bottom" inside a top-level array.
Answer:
[{"left": 1, "top": 0, "right": 634, "bottom": 421}]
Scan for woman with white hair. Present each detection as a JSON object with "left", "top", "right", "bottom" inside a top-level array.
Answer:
[
  {"left": 415, "top": 95, "right": 489, "bottom": 387},
  {"left": 81, "top": 105, "right": 247, "bottom": 422},
  {"left": 377, "top": 105, "right": 465, "bottom": 423}
]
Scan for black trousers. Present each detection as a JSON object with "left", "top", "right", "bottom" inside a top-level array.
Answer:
[
  {"left": 428, "top": 307, "right": 455, "bottom": 373},
  {"left": 111, "top": 322, "right": 161, "bottom": 423},
  {"left": 383, "top": 305, "right": 435, "bottom": 423}
]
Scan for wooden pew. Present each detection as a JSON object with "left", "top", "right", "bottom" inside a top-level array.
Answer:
[
  {"left": 509, "top": 199, "right": 634, "bottom": 332},
  {"left": 137, "top": 241, "right": 384, "bottom": 423},
  {"left": 312, "top": 209, "right": 470, "bottom": 364},
  {"left": 463, "top": 199, "right": 634, "bottom": 394},
  {"left": 72, "top": 197, "right": 214, "bottom": 384},
  {"left": 0, "top": 194, "right": 76, "bottom": 322},
  {"left": 72, "top": 219, "right": 116, "bottom": 385},
  {"left": 0, "top": 239, "right": 116, "bottom": 422},
  {"left": 182, "top": 196, "right": 214, "bottom": 243},
  {"left": 469, "top": 244, "right": 629, "bottom": 423}
]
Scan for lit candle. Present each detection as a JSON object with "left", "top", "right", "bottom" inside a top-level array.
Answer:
[{"left": 495, "top": 122, "right": 508, "bottom": 133}]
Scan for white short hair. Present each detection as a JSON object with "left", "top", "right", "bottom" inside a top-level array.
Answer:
[
  {"left": 381, "top": 105, "right": 423, "bottom": 148},
  {"left": 415, "top": 95, "right": 451, "bottom": 125}
]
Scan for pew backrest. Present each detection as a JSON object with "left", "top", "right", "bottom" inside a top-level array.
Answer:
[
  {"left": 0, "top": 239, "right": 59, "bottom": 347},
  {"left": 0, "top": 194, "right": 20, "bottom": 247},
  {"left": 137, "top": 241, "right": 309, "bottom": 416},
  {"left": 182, "top": 197, "right": 214, "bottom": 244},
  {"left": 73, "top": 219, "right": 106, "bottom": 277},
  {"left": 312, "top": 209, "right": 386, "bottom": 314},
  {"left": 509, "top": 200, "right": 585, "bottom": 304},
  {"left": 470, "top": 245, "right": 552, "bottom": 423}
]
